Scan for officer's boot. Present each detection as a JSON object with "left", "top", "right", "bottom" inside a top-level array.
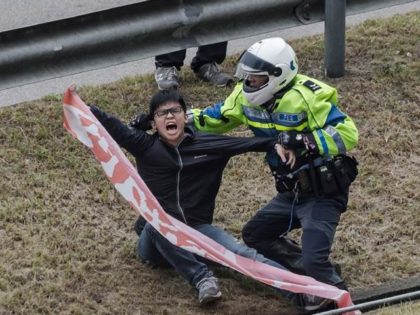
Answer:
[
  {"left": 266, "top": 237, "right": 306, "bottom": 275},
  {"left": 334, "top": 280, "right": 349, "bottom": 291}
]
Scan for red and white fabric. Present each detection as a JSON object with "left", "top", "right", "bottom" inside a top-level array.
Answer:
[{"left": 63, "top": 87, "right": 360, "bottom": 314}]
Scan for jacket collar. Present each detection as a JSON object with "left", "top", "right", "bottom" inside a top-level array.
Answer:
[{"left": 178, "top": 125, "right": 195, "bottom": 145}]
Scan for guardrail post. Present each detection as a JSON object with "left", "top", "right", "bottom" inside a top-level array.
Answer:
[{"left": 324, "top": 0, "right": 346, "bottom": 77}]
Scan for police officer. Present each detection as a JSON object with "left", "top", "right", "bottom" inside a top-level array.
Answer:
[{"left": 190, "top": 37, "right": 359, "bottom": 293}]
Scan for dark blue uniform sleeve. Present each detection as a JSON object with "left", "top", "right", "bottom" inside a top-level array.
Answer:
[{"left": 90, "top": 106, "right": 153, "bottom": 156}]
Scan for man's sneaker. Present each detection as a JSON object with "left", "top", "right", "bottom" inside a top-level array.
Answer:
[
  {"left": 154, "top": 66, "right": 179, "bottom": 90},
  {"left": 293, "top": 294, "right": 335, "bottom": 313},
  {"left": 196, "top": 276, "right": 222, "bottom": 304},
  {"left": 196, "top": 62, "right": 234, "bottom": 87}
]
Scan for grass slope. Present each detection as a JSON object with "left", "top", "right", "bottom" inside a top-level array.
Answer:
[{"left": 1, "top": 11, "right": 419, "bottom": 315}]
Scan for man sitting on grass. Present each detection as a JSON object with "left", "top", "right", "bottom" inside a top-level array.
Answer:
[{"left": 89, "top": 89, "right": 307, "bottom": 307}]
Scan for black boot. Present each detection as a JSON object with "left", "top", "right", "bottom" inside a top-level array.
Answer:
[
  {"left": 263, "top": 237, "right": 306, "bottom": 274},
  {"left": 334, "top": 280, "right": 349, "bottom": 291}
]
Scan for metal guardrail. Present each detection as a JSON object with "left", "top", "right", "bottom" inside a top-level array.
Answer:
[
  {"left": 325, "top": 0, "right": 346, "bottom": 78},
  {"left": 314, "top": 276, "right": 420, "bottom": 314},
  {"left": 315, "top": 291, "right": 420, "bottom": 315},
  {"left": 0, "top": 0, "right": 416, "bottom": 90}
]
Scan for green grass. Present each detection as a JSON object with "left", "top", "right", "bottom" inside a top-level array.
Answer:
[{"left": 1, "top": 11, "right": 419, "bottom": 315}]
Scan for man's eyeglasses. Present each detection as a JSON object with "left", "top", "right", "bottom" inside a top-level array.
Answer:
[{"left": 154, "top": 106, "right": 184, "bottom": 117}]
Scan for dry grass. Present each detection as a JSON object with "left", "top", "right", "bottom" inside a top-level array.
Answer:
[
  {"left": 1, "top": 12, "right": 419, "bottom": 315},
  {"left": 367, "top": 301, "right": 420, "bottom": 315}
]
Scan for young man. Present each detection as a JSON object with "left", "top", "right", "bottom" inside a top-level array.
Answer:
[
  {"left": 189, "top": 37, "right": 359, "bottom": 304},
  {"left": 89, "top": 90, "right": 296, "bottom": 306}
]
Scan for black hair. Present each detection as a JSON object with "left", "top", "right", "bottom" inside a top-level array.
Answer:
[
  {"left": 148, "top": 89, "right": 187, "bottom": 117},
  {"left": 130, "top": 90, "right": 187, "bottom": 131}
]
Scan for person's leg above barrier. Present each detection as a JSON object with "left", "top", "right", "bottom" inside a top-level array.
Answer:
[
  {"left": 191, "top": 42, "right": 227, "bottom": 69},
  {"left": 155, "top": 50, "right": 187, "bottom": 69},
  {"left": 191, "top": 42, "right": 233, "bottom": 87},
  {"left": 154, "top": 50, "right": 186, "bottom": 90}
]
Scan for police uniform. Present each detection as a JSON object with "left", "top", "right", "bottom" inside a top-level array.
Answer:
[{"left": 191, "top": 74, "right": 358, "bottom": 289}]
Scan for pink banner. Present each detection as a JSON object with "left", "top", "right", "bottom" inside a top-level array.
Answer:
[{"left": 63, "top": 87, "right": 359, "bottom": 314}]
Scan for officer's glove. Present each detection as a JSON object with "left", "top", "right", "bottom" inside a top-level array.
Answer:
[
  {"left": 128, "top": 113, "right": 152, "bottom": 131},
  {"left": 278, "top": 131, "right": 318, "bottom": 153}
]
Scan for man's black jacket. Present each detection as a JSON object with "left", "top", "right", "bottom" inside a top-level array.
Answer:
[{"left": 91, "top": 107, "right": 276, "bottom": 227}]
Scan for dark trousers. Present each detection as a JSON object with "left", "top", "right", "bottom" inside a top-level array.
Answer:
[
  {"left": 242, "top": 191, "right": 348, "bottom": 288},
  {"left": 155, "top": 42, "right": 228, "bottom": 72}
]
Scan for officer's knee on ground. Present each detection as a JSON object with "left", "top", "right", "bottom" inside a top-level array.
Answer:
[{"left": 241, "top": 222, "right": 257, "bottom": 247}]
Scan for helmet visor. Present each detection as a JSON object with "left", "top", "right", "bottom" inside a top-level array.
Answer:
[{"left": 239, "top": 51, "right": 279, "bottom": 76}]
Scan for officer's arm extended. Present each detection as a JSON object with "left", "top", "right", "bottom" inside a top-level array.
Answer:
[{"left": 191, "top": 84, "right": 245, "bottom": 134}]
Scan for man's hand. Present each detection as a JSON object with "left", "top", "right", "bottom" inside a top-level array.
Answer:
[
  {"left": 128, "top": 113, "right": 152, "bottom": 131},
  {"left": 275, "top": 144, "right": 296, "bottom": 169}
]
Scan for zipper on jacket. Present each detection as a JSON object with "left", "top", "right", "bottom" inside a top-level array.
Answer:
[{"left": 174, "top": 146, "right": 187, "bottom": 224}]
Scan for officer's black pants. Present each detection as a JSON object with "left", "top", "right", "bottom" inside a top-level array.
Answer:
[{"left": 242, "top": 191, "right": 348, "bottom": 288}]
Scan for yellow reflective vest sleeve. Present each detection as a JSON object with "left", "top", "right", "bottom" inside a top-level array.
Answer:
[
  {"left": 193, "top": 74, "right": 358, "bottom": 156},
  {"left": 291, "top": 75, "right": 358, "bottom": 155},
  {"left": 192, "top": 83, "right": 246, "bottom": 134}
]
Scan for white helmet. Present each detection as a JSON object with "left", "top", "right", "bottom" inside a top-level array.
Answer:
[{"left": 239, "top": 37, "right": 298, "bottom": 106}]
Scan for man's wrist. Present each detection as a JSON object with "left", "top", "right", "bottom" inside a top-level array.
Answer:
[{"left": 278, "top": 131, "right": 318, "bottom": 153}]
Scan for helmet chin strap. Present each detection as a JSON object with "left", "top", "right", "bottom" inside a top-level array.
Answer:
[{"left": 261, "top": 97, "right": 276, "bottom": 112}]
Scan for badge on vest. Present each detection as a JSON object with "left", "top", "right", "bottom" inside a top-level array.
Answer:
[{"left": 303, "top": 80, "right": 321, "bottom": 92}]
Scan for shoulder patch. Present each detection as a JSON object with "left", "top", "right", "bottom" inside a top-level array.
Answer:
[{"left": 303, "top": 80, "right": 321, "bottom": 92}]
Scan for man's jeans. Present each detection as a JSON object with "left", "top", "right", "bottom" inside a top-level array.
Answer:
[
  {"left": 137, "top": 223, "right": 211, "bottom": 286},
  {"left": 137, "top": 223, "right": 290, "bottom": 290}
]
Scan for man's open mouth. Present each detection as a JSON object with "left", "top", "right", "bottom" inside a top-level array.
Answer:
[{"left": 166, "top": 122, "right": 178, "bottom": 131}]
